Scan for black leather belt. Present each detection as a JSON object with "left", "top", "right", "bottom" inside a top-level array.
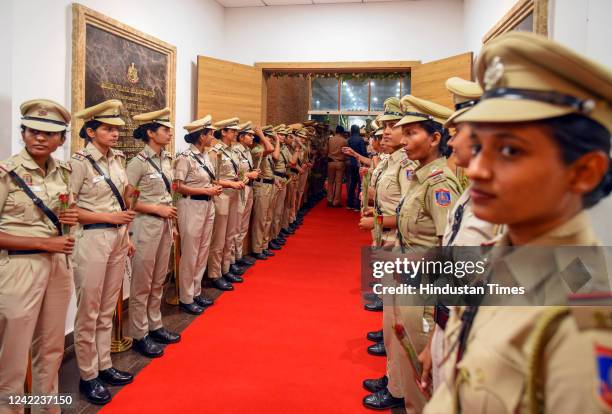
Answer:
[
  {"left": 434, "top": 304, "right": 450, "bottom": 330},
  {"left": 8, "top": 250, "right": 46, "bottom": 256},
  {"left": 83, "top": 223, "right": 125, "bottom": 230},
  {"left": 273, "top": 172, "right": 287, "bottom": 178},
  {"left": 290, "top": 167, "right": 299, "bottom": 173},
  {"left": 256, "top": 178, "right": 275, "bottom": 185},
  {"left": 188, "top": 194, "right": 211, "bottom": 201},
  {"left": 382, "top": 227, "right": 391, "bottom": 232},
  {"left": 246, "top": 181, "right": 254, "bottom": 187}
]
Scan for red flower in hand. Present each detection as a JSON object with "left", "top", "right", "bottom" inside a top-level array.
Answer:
[
  {"left": 58, "top": 193, "right": 70, "bottom": 208},
  {"left": 393, "top": 324, "right": 406, "bottom": 339},
  {"left": 133, "top": 189, "right": 141, "bottom": 198},
  {"left": 171, "top": 181, "right": 179, "bottom": 192},
  {"left": 377, "top": 215, "right": 383, "bottom": 225}
]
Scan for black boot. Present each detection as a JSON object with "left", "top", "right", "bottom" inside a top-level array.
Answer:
[
  {"left": 363, "top": 375, "right": 388, "bottom": 393},
  {"left": 223, "top": 272, "right": 243, "bottom": 283},
  {"left": 99, "top": 367, "right": 134, "bottom": 385},
  {"left": 252, "top": 252, "right": 268, "bottom": 260},
  {"left": 229, "top": 263, "right": 246, "bottom": 275},
  {"left": 79, "top": 378, "right": 111, "bottom": 405},
  {"left": 149, "top": 327, "right": 181, "bottom": 344},
  {"left": 366, "top": 329, "right": 383, "bottom": 342},
  {"left": 275, "top": 237, "right": 286, "bottom": 245},
  {"left": 194, "top": 295, "right": 214, "bottom": 307},
  {"left": 364, "top": 299, "right": 383, "bottom": 312},
  {"left": 179, "top": 301, "right": 204, "bottom": 314},
  {"left": 132, "top": 335, "right": 164, "bottom": 358},
  {"left": 362, "top": 389, "right": 404, "bottom": 410},
  {"left": 269, "top": 241, "right": 281, "bottom": 250},
  {"left": 367, "top": 342, "right": 386, "bottom": 356},
  {"left": 264, "top": 249, "right": 275, "bottom": 257},
  {"left": 237, "top": 256, "right": 256, "bottom": 266},
  {"left": 212, "top": 277, "right": 234, "bottom": 291}
]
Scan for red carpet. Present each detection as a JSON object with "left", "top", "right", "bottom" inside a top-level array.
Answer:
[{"left": 101, "top": 199, "right": 384, "bottom": 413}]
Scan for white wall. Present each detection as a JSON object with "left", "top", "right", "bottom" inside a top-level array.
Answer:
[
  {"left": 462, "top": 0, "right": 518, "bottom": 58},
  {"left": 7, "top": 0, "right": 225, "bottom": 163},
  {"left": 0, "top": 0, "right": 12, "bottom": 161},
  {"left": 222, "top": 0, "right": 466, "bottom": 65}
]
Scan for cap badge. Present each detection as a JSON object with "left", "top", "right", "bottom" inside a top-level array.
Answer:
[
  {"left": 484, "top": 56, "right": 505, "bottom": 90},
  {"left": 37, "top": 109, "right": 48, "bottom": 117}
]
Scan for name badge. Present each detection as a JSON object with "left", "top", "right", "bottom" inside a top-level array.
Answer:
[
  {"left": 93, "top": 175, "right": 106, "bottom": 184},
  {"left": 149, "top": 173, "right": 162, "bottom": 179},
  {"left": 29, "top": 185, "right": 42, "bottom": 192}
]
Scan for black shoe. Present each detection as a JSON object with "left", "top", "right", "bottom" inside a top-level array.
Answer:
[
  {"left": 363, "top": 375, "right": 388, "bottom": 393},
  {"left": 179, "top": 301, "right": 205, "bottom": 314},
  {"left": 367, "top": 329, "right": 384, "bottom": 342},
  {"left": 363, "top": 389, "right": 404, "bottom": 410},
  {"left": 237, "top": 256, "right": 256, "bottom": 266},
  {"left": 223, "top": 273, "right": 243, "bottom": 283},
  {"left": 264, "top": 249, "right": 275, "bottom": 257},
  {"left": 269, "top": 241, "right": 281, "bottom": 250},
  {"left": 275, "top": 237, "right": 286, "bottom": 245},
  {"left": 79, "top": 378, "right": 111, "bottom": 405},
  {"left": 364, "top": 300, "right": 383, "bottom": 312},
  {"left": 149, "top": 327, "right": 181, "bottom": 344},
  {"left": 289, "top": 223, "right": 298, "bottom": 230},
  {"left": 194, "top": 295, "right": 214, "bottom": 307},
  {"left": 281, "top": 228, "right": 295, "bottom": 235},
  {"left": 363, "top": 292, "right": 381, "bottom": 302},
  {"left": 252, "top": 252, "right": 268, "bottom": 260},
  {"left": 132, "top": 335, "right": 164, "bottom": 358},
  {"left": 367, "top": 342, "right": 386, "bottom": 356},
  {"left": 99, "top": 367, "right": 134, "bottom": 386},
  {"left": 229, "top": 264, "right": 246, "bottom": 275},
  {"left": 212, "top": 278, "right": 234, "bottom": 291}
]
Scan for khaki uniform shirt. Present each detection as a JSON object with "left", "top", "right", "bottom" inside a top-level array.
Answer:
[
  {"left": 274, "top": 145, "right": 290, "bottom": 181},
  {"left": 397, "top": 157, "right": 462, "bottom": 247},
  {"left": 209, "top": 141, "right": 239, "bottom": 181},
  {"left": 173, "top": 145, "right": 215, "bottom": 188},
  {"left": 70, "top": 143, "right": 127, "bottom": 213},
  {"left": 0, "top": 149, "right": 71, "bottom": 238},
  {"left": 126, "top": 145, "right": 173, "bottom": 205},
  {"left": 251, "top": 145, "right": 274, "bottom": 180},
  {"left": 327, "top": 135, "right": 347, "bottom": 162},
  {"left": 374, "top": 149, "right": 410, "bottom": 216},
  {"left": 425, "top": 212, "right": 612, "bottom": 414},
  {"left": 442, "top": 187, "right": 503, "bottom": 246},
  {"left": 233, "top": 143, "right": 253, "bottom": 180}
]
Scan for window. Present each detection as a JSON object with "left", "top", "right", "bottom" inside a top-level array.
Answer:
[
  {"left": 309, "top": 74, "right": 410, "bottom": 113},
  {"left": 311, "top": 78, "right": 338, "bottom": 111}
]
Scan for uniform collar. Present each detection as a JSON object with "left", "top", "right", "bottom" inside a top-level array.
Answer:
[
  {"left": 234, "top": 143, "right": 247, "bottom": 153},
  {"left": 189, "top": 144, "right": 202, "bottom": 155},
  {"left": 142, "top": 144, "right": 168, "bottom": 160},
  {"left": 389, "top": 148, "right": 405, "bottom": 162},
  {"left": 86, "top": 142, "right": 117, "bottom": 162},
  {"left": 414, "top": 157, "right": 446, "bottom": 184},
  {"left": 18, "top": 148, "right": 58, "bottom": 173}
]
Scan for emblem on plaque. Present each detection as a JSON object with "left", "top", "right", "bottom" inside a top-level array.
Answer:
[{"left": 127, "top": 62, "right": 139, "bottom": 84}]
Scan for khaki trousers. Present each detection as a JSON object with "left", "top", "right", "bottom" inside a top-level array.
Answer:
[
  {"left": 129, "top": 214, "right": 173, "bottom": 339},
  {"left": 264, "top": 183, "right": 280, "bottom": 247},
  {"left": 271, "top": 180, "right": 287, "bottom": 239},
  {"left": 73, "top": 226, "right": 129, "bottom": 380},
  {"left": 385, "top": 305, "right": 432, "bottom": 414},
  {"left": 282, "top": 178, "right": 297, "bottom": 229},
  {"left": 296, "top": 172, "right": 308, "bottom": 212},
  {"left": 327, "top": 161, "right": 344, "bottom": 206},
  {"left": 251, "top": 182, "right": 274, "bottom": 253},
  {"left": 208, "top": 189, "right": 240, "bottom": 278},
  {"left": 177, "top": 197, "right": 215, "bottom": 303},
  {"left": 233, "top": 184, "right": 254, "bottom": 261},
  {"left": 0, "top": 252, "right": 72, "bottom": 414}
]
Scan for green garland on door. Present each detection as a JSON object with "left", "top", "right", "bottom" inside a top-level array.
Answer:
[{"left": 265, "top": 72, "right": 410, "bottom": 81}]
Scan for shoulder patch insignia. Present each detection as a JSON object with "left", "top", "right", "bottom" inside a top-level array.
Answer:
[
  {"left": 58, "top": 160, "right": 72, "bottom": 172},
  {"left": 434, "top": 188, "right": 452, "bottom": 207},
  {"left": 400, "top": 157, "right": 411, "bottom": 167},
  {"left": 72, "top": 150, "right": 87, "bottom": 161},
  {"left": 405, "top": 169, "right": 414, "bottom": 181},
  {"left": 428, "top": 168, "right": 443, "bottom": 179},
  {"left": 595, "top": 344, "right": 612, "bottom": 410}
]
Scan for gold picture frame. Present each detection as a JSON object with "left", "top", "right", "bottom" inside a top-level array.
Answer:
[
  {"left": 71, "top": 3, "right": 177, "bottom": 158},
  {"left": 483, "top": 0, "right": 548, "bottom": 44}
]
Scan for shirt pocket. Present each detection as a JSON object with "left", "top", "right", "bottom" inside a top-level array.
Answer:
[{"left": 4, "top": 190, "right": 29, "bottom": 221}]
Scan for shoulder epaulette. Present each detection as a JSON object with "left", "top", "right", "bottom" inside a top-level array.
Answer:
[
  {"left": 213, "top": 143, "right": 223, "bottom": 150},
  {"left": 58, "top": 160, "right": 72, "bottom": 172},
  {"left": 0, "top": 162, "right": 15, "bottom": 178},
  {"left": 136, "top": 152, "right": 147, "bottom": 162},
  {"left": 72, "top": 150, "right": 87, "bottom": 161},
  {"left": 114, "top": 150, "right": 126, "bottom": 158},
  {"left": 399, "top": 157, "right": 411, "bottom": 167},
  {"left": 568, "top": 293, "right": 612, "bottom": 331}
]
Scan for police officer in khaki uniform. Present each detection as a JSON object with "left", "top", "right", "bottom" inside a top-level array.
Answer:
[
  {"left": 250, "top": 125, "right": 278, "bottom": 260},
  {"left": 326, "top": 125, "right": 348, "bottom": 207},
  {"left": 269, "top": 126, "right": 290, "bottom": 250},
  {"left": 425, "top": 32, "right": 612, "bottom": 414},
  {"left": 280, "top": 130, "right": 300, "bottom": 237},
  {"left": 71, "top": 100, "right": 135, "bottom": 405},
  {"left": 295, "top": 128, "right": 311, "bottom": 217},
  {"left": 207, "top": 118, "right": 245, "bottom": 291},
  {"left": 0, "top": 100, "right": 76, "bottom": 414},
  {"left": 174, "top": 116, "right": 222, "bottom": 314},
  {"left": 125, "top": 108, "right": 181, "bottom": 359},
  {"left": 232, "top": 122, "right": 261, "bottom": 269}
]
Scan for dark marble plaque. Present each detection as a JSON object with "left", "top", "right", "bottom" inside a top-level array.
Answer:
[{"left": 85, "top": 24, "right": 168, "bottom": 160}]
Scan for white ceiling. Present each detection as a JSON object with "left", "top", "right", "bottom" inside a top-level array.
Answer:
[{"left": 216, "top": 0, "right": 418, "bottom": 7}]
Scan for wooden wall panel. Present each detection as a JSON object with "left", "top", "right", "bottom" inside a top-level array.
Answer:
[
  {"left": 411, "top": 52, "right": 473, "bottom": 108},
  {"left": 265, "top": 76, "right": 310, "bottom": 125},
  {"left": 197, "top": 56, "right": 263, "bottom": 125}
]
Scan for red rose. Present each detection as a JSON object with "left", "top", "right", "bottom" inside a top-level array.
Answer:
[
  {"left": 171, "top": 182, "right": 179, "bottom": 192},
  {"left": 393, "top": 324, "right": 406, "bottom": 339},
  {"left": 58, "top": 193, "right": 69, "bottom": 207},
  {"left": 377, "top": 215, "right": 383, "bottom": 225}
]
